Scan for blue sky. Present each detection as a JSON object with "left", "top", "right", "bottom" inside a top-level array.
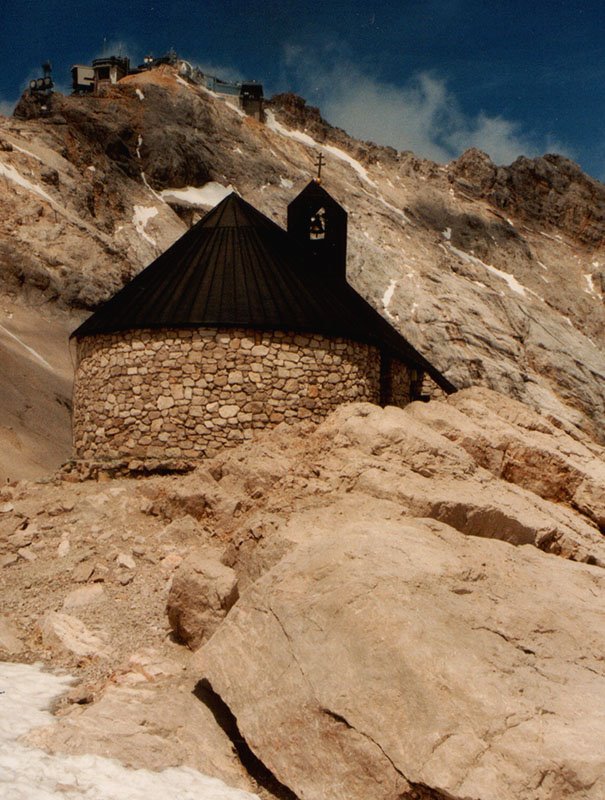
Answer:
[{"left": 2, "top": 1, "right": 604, "bottom": 180}]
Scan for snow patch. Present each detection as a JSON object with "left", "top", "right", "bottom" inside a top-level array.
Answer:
[
  {"left": 140, "top": 172, "right": 164, "bottom": 202},
  {"left": 0, "top": 160, "right": 54, "bottom": 204},
  {"left": 0, "top": 661, "right": 260, "bottom": 800},
  {"left": 280, "top": 177, "right": 294, "bottom": 189},
  {"left": 0, "top": 324, "right": 54, "bottom": 371},
  {"left": 323, "top": 144, "right": 376, "bottom": 187},
  {"left": 584, "top": 273, "right": 598, "bottom": 295},
  {"left": 6, "top": 142, "right": 43, "bottom": 162},
  {"left": 160, "top": 182, "right": 233, "bottom": 208},
  {"left": 382, "top": 279, "right": 397, "bottom": 319},
  {"left": 265, "top": 110, "right": 317, "bottom": 147},
  {"left": 136, "top": 135, "right": 143, "bottom": 160},
  {"left": 225, "top": 101, "right": 245, "bottom": 118},
  {"left": 448, "top": 244, "right": 526, "bottom": 296},
  {"left": 135, "top": 88, "right": 145, "bottom": 101},
  {"left": 374, "top": 193, "right": 411, "bottom": 223},
  {"left": 132, "top": 205, "right": 158, "bottom": 246},
  {"left": 442, "top": 228, "right": 452, "bottom": 241}
]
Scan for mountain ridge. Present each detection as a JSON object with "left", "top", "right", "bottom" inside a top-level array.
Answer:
[
  {"left": 0, "top": 63, "right": 604, "bottom": 800},
  {"left": 0, "top": 63, "right": 604, "bottom": 478}
]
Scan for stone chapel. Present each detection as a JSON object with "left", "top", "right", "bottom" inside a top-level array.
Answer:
[{"left": 71, "top": 181, "right": 455, "bottom": 465}]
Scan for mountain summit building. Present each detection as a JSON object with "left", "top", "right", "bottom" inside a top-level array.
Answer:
[{"left": 71, "top": 181, "right": 455, "bottom": 465}]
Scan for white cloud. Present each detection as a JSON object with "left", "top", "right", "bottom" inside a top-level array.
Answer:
[
  {"left": 284, "top": 48, "right": 572, "bottom": 167},
  {"left": 446, "top": 112, "right": 535, "bottom": 166}
]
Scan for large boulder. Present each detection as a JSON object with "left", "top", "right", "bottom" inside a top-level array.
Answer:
[
  {"left": 167, "top": 553, "right": 239, "bottom": 650},
  {"left": 196, "top": 518, "right": 605, "bottom": 800}
]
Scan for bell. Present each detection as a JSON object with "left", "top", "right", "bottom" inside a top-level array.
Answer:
[{"left": 309, "top": 217, "right": 326, "bottom": 237}]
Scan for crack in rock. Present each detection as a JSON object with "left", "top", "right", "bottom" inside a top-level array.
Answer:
[
  {"left": 472, "top": 625, "right": 536, "bottom": 655},
  {"left": 321, "top": 708, "right": 463, "bottom": 800},
  {"left": 194, "top": 678, "right": 299, "bottom": 800}
]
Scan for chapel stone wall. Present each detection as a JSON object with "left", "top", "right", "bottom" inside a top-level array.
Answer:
[
  {"left": 381, "top": 357, "right": 414, "bottom": 407},
  {"left": 72, "top": 327, "right": 412, "bottom": 464},
  {"left": 420, "top": 372, "right": 449, "bottom": 401}
]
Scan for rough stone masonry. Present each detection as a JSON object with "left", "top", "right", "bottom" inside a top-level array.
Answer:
[{"left": 73, "top": 326, "right": 420, "bottom": 463}]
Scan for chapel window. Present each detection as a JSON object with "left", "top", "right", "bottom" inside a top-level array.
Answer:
[{"left": 309, "top": 207, "right": 326, "bottom": 240}]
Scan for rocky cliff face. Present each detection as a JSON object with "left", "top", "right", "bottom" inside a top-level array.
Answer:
[
  {"left": 1, "top": 65, "right": 604, "bottom": 479},
  {"left": 450, "top": 148, "right": 605, "bottom": 247},
  {"left": 1, "top": 67, "right": 605, "bottom": 798}
]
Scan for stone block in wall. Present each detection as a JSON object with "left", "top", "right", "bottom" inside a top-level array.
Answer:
[
  {"left": 218, "top": 405, "right": 239, "bottom": 419},
  {"left": 157, "top": 396, "right": 175, "bottom": 410}
]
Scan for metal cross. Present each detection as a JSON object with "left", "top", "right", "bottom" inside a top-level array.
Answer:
[{"left": 315, "top": 152, "right": 325, "bottom": 183}]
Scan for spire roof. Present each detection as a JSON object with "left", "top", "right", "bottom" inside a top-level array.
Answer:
[{"left": 72, "top": 190, "right": 455, "bottom": 393}]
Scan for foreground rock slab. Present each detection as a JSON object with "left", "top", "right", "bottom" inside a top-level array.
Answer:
[
  {"left": 27, "top": 666, "right": 256, "bottom": 794},
  {"left": 198, "top": 518, "right": 605, "bottom": 800}
]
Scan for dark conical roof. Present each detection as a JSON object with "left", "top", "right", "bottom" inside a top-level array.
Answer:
[{"left": 72, "top": 191, "right": 455, "bottom": 393}]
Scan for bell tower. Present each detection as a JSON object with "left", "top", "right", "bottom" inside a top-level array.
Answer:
[{"left": 287, "top": 162, "right": 347, "bottom": 283}]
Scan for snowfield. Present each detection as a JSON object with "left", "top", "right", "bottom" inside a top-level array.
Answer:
[
  {"left": 447, "top": 242, "right": 527, "bottom": 296},
  {"left": 132, "top": 205, "right": 158, "bottom": 245},
  {"left": 0, "top": 322, "right": 54, "bottom": 370},
  {"left": 160, "top": 182, "right": 234, "bottom": 207},
  {"left": 0, "top": 160, "right": 54, "bottom": 204},
  {"left": 0, "top": 662, "right": 260, "bottom": 800}
]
